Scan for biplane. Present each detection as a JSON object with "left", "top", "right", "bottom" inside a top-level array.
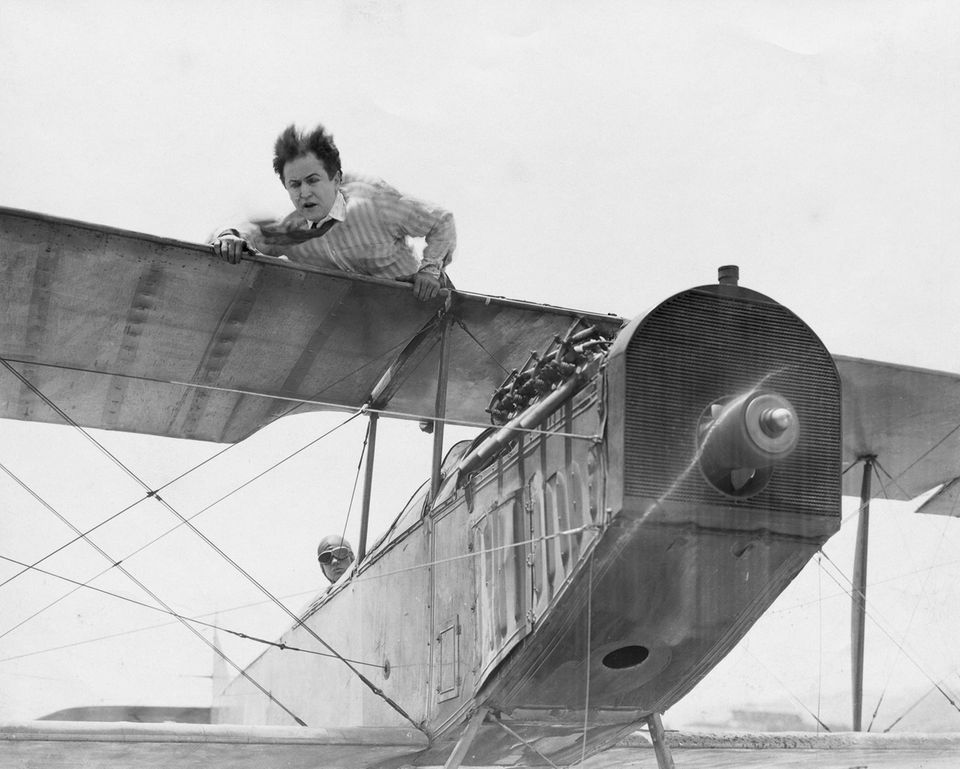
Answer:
[{"left": 1, "top": 207, "right": 959, "bottom": 768}]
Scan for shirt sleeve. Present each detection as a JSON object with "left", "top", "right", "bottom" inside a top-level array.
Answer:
[
  {"left": 208, "top": 214, "right": 299, "bottom": 258},
  {"left": 385, "top": 188, "right": 457, "bottom": 277}
]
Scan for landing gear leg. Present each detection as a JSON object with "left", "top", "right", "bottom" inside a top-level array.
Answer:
[
  {"left": 645, "top": 712, "right": 675, "bottom": 769},
  {"left": 443, "top": 706, "right": 488, "bottom": 769}
]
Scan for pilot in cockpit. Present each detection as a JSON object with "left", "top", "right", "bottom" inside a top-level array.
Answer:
[{"left": 316, "top": 535, "right": 355, "bottom": 584}]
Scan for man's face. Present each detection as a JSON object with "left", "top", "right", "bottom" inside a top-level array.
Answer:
[
  {"left": 319, "top": 546, "right": 354, "bottom": 583},
  {"left": 282, "top": 153, "right": 341, "bottom": 221}
]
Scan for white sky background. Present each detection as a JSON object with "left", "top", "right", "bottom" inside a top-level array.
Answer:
[{"left": 0, "top": 0, "right": 959, "bottom": 733}]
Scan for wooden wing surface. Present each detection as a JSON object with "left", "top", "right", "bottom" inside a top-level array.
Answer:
[
  {"left": 4, "top": 206, "right": 960, "bottom": 502},
  {"left": 0, "top": 208, "right": 623, "bottom": 443},
  {"left": 836, "top": 355, "right": 960, "bottom": 512}
]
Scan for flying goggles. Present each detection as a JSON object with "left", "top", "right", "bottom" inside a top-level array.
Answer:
[{"left": 318, "top": 546, "right": 353, "bottom": 565}]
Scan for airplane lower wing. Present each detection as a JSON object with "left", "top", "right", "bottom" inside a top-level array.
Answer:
[
  {"left": 4, "top": 722, "right": 958, "bottom": 768},
  {"left": 0, "top": 721, "right": 429, "bottom": 769}
]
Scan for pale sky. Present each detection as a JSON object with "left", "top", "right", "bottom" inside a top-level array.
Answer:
[{"left": 1, "top": 0, "right": 959, "bottom": 733}]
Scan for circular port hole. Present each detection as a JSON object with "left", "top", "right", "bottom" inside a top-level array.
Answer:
[{"left": 601, "top": 645, "right": 649, "bottom": 670}]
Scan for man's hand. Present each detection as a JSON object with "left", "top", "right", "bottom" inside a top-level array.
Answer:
[
  {"left": 212, "top": 234, "right": 248, "bottom": 264},
  {"left": 413, "top": 271, "right": 441, "bottom": 302}
]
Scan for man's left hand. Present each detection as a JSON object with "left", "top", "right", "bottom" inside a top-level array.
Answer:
[{"left": 413, "top": 272, "right": 441, "bottom": 302}]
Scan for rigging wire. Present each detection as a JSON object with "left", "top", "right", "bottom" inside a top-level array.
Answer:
[
  {"left": 2, "top": 523, "right": 598, "bottom": 676},
  {"left": 835, "top": 455, "right": 960, "bottom": 729},
  {"left": 0, "top": 553, "right": 383, "bottom": 669},
  {"left": 883, "top": 674, "right": 958, "bottom": 732},
  {"left": 742, "top": 646, "right": 832, "bottom": 731},
  {"left": 454, "top": 318, "right": 511, "bottom": 374},
  {"left": 338, "top": 421, "right": 370, "bottom": 548},
  {"left": 0, "top": 356, "right": 603, "bottom": 442},
  {"left": 767, "top": 555, "right": 960, "bottom": 615},
  {"left": 0, "top": 478, "right": 309, "bottom": 726},
  {"left": 818, "top": 552, "right": 960, "bottom": 719},
  {"left": 489, "top": 715, "right": 562, "bottom": 769},
  {"left": 865, "top": 507, "right": 954, "bottom": 732},
  {"left": 347, "top": 524, "right": 599, "bottom": 585},
  {"left": 0, "top": 438, "right": 241, "bottom": 592},
  {"left": 892, "top": 421, "right": 960, "bottom": 492},
  {"left": 0, "top": 411, "right": 363, "bottom": 640},
  {"left": 1, "top": 362, "right": 423, "bottom": 733},
  {"left": 0, "top": 313, "right": 437, "bottom": 594},
  {"left": 0, "top": 583, "right": 325, "bottom": 665}
]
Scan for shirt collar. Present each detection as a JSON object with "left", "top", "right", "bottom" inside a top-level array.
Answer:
[
  {"left": 329, "top": 191, "right": 346, "bottom": 221},
  {"left": 307, "top": 191, "right": 347, "bottom": 229}
]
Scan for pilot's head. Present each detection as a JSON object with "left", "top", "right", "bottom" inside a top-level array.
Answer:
[
  {"left": 317, "top": 534, "right": 354, "bottom": 583},
  {"left": 273, "top": 124, "right": 343, "bottom": 222}
]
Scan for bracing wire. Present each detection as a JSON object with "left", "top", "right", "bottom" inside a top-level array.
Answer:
[
  {"left": 2, "top": 523, "right": 599, "bottom": 673},
  {"left": 866, "top": 508, "right": 953, "bottom": 732},
  {"left": 743, "top": 646, "right": 833, "bottom": 732},
  {"left": 0, "top": 437, "right": 239, "bottom": 591},
  {"left": 0, "top": 583, "right": 325, "bottom": 665},
  {"left": 818, "top": 552, "right": 960, "bottom": 719},
  {"left": 832, "top": 454, "right": 960, "bottom": 729},
  {"left": 0, "top": 313, "right": 438, "bottom": 593},
  {"left": 0, "top": 479, "right": 309, "bottom": 726},
  {"left": 454, "top": 318, "right": 511, "bottom": 374},
  {"left": 0, "top": 553, "right": 383, "bottom": 669},
  {"left": 0, "top": 410, "right": 363, "bottom": 638},
  {"left": 0, "top": 362, "right": 422, "bottom": 732},
  {"left": 490, "top": 715, "right": 562, "bottom": 769},
  {"left": 348, "top": 524, "right": 599, "bottom": 585},
  {"left": 338, "top": 421, "right": 370, "bottom": 548},
  {"left": 883, "top": 677, "right": 952, "bottom": 732},
  {"left": 0, "top": 357, "right": 603, "bottom": 442}
]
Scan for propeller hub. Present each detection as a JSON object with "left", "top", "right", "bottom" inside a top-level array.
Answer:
[
  {"left": 760, "top": 407, "right": 793, "bottom": 437},
  {"left": 697, "top": 391, "right": 800, "bottom": 498}
]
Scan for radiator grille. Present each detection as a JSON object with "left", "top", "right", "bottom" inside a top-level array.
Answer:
[{"left": 623, "top": 287, "right": 840, "bottom": 515}]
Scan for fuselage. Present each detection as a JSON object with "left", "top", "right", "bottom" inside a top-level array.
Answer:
[{"left": 214, "top": 278, "right": 841, "bottom": 764}]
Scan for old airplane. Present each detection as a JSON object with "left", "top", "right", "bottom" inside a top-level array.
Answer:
[{"left": 1, "top": 206, "right": 959, "bottom": 767}]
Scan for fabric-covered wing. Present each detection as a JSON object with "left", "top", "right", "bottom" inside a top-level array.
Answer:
[
  {"left": 0, "top": 208, "right": 623, "bottom": 443},
  {"left": 0, "top": 721, "right": 428, "bottom": 769},
  {"left": 836, "top": 355, "right": 960, "bottom": 507}
]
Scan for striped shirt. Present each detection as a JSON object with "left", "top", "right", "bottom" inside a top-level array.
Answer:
[{"left": 232, "top": 172, "right": 456, "bottom": 278}]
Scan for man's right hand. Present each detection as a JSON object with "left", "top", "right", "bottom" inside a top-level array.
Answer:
[{"left": 212, "top": 234, "right": 247, "bottom": 264}]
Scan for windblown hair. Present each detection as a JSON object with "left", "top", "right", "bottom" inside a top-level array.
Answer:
[{"left": 272, "top": 123, "right": 342, "bottom": 182}]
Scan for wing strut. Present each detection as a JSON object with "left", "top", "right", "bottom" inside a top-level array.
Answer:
[
  {"left": 430, "top": 316, "right": 453, "bottom": 499},
  {"left": 851, "top": 455, "right": 875, "bottom": 731},
  {"left": 356, "top": 413, "right": 379, "bottom": 564}
]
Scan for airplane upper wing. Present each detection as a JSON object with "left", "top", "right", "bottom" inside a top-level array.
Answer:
[
  {"left": 0, "top": 720, "right": 428, "bottom": 769},
  {"left": 0, "top": 208, "right": 623, "bottom": 443},
  {"left": 836, "top": 355, "right": 960, "bottom": 511},
  {"left": 4, "top": 208, "right": 960, "bottom": 510}
]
